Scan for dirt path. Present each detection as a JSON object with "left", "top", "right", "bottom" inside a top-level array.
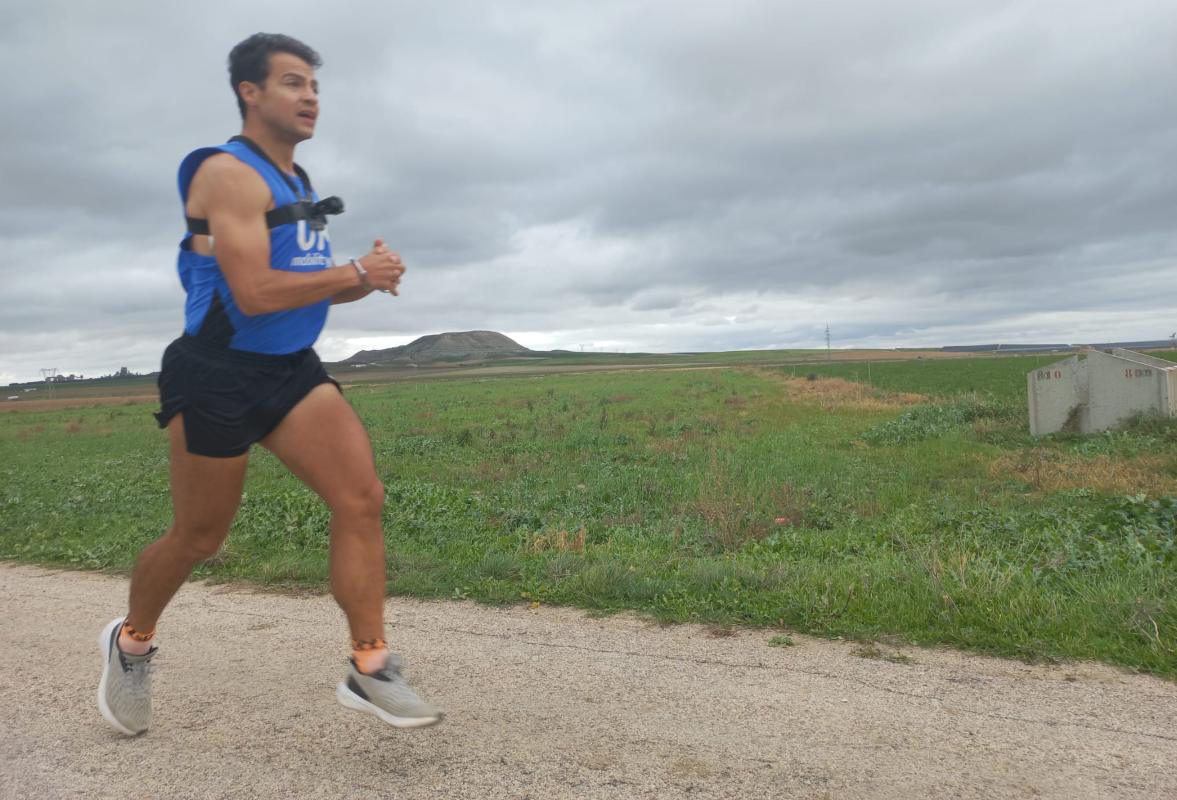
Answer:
[
  {"left": 1, "top": 563, "right": 1174, "bottom": 799},
  {"left": 0, "top": 394, "right": 159, "bottom": 413}
]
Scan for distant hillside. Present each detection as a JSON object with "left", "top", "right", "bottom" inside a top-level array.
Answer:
[
  {"left": 339, "top": 331, "right": 532, "bottom": 365},
  {"left": 943, "top": 339, "right": 1174, "bottom": 354}
]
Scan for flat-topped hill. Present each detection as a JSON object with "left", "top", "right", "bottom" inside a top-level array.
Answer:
[{"left": 340, "top": 330, "right": 531, "bottom": 365}]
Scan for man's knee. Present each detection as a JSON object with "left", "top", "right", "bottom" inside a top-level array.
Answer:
[
  {"left": 332, "top": 477, "right": 385, "bottom": 521},
  {"left": 168, "top": 522, "right": 231, "bottom": 561}
]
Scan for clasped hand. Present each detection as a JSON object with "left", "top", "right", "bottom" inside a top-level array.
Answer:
[{"left": 356, "top": 238, "right": 405, "bottom": 295}]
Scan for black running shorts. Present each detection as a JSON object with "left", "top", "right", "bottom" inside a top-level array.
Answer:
[{"left": 154, "top": 334, "right": 340, "bottom": 457}]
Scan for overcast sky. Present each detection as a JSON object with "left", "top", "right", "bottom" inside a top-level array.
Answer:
[{"left": 2, "top": 0, "right": 1176, "bottom": 383}]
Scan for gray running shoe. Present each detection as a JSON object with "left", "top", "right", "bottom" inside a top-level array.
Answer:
[
  {"left": 96, "top": 617, "right": 157, "bottom": 736},
  {"left": 336, "top": 653, "right": 443, "bottom": 728}
]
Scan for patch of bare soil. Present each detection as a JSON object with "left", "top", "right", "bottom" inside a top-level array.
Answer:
[{"left": 0, "top": 395, "right": 158, "bottom": 413}]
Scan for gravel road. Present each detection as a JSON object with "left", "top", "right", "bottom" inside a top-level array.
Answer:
[{"left": 2, "top": 562, "right": 1174, "bottom": 799}]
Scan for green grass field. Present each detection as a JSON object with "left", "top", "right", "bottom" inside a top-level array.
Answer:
[{"left": 2, "top": 353, "right": 1174, "bottom": 677}]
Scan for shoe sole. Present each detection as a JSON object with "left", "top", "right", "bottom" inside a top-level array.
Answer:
[
  {"left": 335, "top": 681, "right": 443, "bottom": 729},
  {"left": 96, "top": 617, "right": 143, "bottom": 736}
]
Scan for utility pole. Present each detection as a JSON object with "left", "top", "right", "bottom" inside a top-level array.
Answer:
[{"left": 40, "top": 368, "right": 58, "bottom": 399}]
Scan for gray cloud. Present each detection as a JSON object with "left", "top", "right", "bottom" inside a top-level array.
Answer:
[{"left": 3, "top": 0, "right": 1177, "bottom": 382}]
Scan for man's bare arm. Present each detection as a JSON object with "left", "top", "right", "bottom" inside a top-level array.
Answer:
[
  {"left": 331, "top": 284, "right": 375, "bottom": 304},
  {"left": 189, "top": 155, "right": 360, "bottom": 316}
]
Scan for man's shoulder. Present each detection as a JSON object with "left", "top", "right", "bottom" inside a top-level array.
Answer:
[
  {"left": 189, "top": 152, "right": 268, "bottom": 199},
  {"left": 193, "top": 151, "right": 257, "bottom": 181}
]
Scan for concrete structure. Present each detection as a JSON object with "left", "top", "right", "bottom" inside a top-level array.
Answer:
[
  {"left": 1029, "top": 349, "right": 1177, "bottom": 435},
  {"left": 1027, "top": 355, "right": 1088, "bottom": 436}
]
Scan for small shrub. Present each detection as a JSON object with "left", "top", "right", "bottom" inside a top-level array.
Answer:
[
  {"left": 544, "top": 552, "right": 583, "bottom": 580},
  {"left": 863, "top": 396, "right": 1018, "bottom": 445},
  {"left": 1088, "top": 494, "right": 1177, "bottom": 566},
  {"left": 475, "top": 552, "right": 521, "bottom": 580}
]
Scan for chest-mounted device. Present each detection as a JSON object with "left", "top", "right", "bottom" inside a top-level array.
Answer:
[{"left": 186, "top": 135, "right": 344, "bottom": 236}]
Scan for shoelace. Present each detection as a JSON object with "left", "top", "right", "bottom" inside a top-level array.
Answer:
[
  {"left": 115, "top": 659, "right": 154, "bottom": 703},
  {"left": 118, "top": 651, "right": 156, "bottom": 677}
]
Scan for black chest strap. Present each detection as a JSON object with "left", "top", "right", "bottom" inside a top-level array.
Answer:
[{"left": 185, "top": 135, "right": 343, "bottom": 236}]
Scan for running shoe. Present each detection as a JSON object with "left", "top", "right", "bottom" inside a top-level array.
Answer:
[
  {"left": 96, "top": 617, "right": 157, "bottom": 736},
  {"left": 336, "top": 652, "right": 443, "bottom": 728}
]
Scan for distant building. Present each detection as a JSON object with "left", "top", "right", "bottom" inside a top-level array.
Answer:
[{"left": 946, "top": 339, "right": 1174, "bottom": 355}]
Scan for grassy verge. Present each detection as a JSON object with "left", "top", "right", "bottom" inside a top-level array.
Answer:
[{"left": 1, "top": 358, "right": 1174, "bottom": 677}]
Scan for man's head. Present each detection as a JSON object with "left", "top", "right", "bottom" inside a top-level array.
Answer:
[{"left": 228, "top": 33, "right": 322, "bottom": 139}]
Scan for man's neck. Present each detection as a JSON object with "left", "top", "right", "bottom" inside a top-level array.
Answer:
[{"left": 239, "top": 123, "right": 297, "bottom": 175}]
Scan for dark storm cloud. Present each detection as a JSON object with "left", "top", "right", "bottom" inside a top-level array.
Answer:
[{"left": 2, "top": 0, "right": 1176, "bottom": 382}]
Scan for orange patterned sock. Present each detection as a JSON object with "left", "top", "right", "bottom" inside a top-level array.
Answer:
[
  {"left": 352, "top": 637, "right": 388, "bottom": 674},
  {"left": 118, "top": 619, "right": 155, "bottom": 655}
]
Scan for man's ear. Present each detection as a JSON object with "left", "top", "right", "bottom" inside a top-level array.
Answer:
[{"left": 237, "top": 80, "right": 261, "bottom": 110}]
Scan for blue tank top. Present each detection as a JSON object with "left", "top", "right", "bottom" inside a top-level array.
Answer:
[{"left": 175, "top": 140, "right": 333, "bottom": 354}]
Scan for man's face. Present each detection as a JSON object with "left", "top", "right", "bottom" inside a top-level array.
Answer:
[{"left": 243, "top": 52, "right": 319, "bottom": 141}]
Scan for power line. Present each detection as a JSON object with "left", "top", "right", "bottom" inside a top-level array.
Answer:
[{"left": 40, "top": 368, "right": 57, "bottom": 399}]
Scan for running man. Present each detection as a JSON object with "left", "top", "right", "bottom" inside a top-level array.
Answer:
[{"left": 97, "top": 33, "right": 442, "bottom": 735}]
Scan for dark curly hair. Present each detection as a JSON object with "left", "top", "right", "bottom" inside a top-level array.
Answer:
[{"left": 228, "top": 33, "right": 322, "bottom": 119}]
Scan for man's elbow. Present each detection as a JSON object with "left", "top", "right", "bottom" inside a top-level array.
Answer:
[
  {"left": 233, "top": 295, "right": 260, "bottom": 316},
  {"left": 232, "top": 290, "right": 271, "bottom": 317}
]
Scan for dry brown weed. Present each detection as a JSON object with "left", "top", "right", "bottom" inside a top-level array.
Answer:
[
  {"left": 989, "top": 451, "right": 1177, "bottom": 495},
  {"left": 529, "top": 527, "right": 586, "bottom": 554},
  {"left": 751, "top": 370, "right": 925, "bottom": 411}
]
